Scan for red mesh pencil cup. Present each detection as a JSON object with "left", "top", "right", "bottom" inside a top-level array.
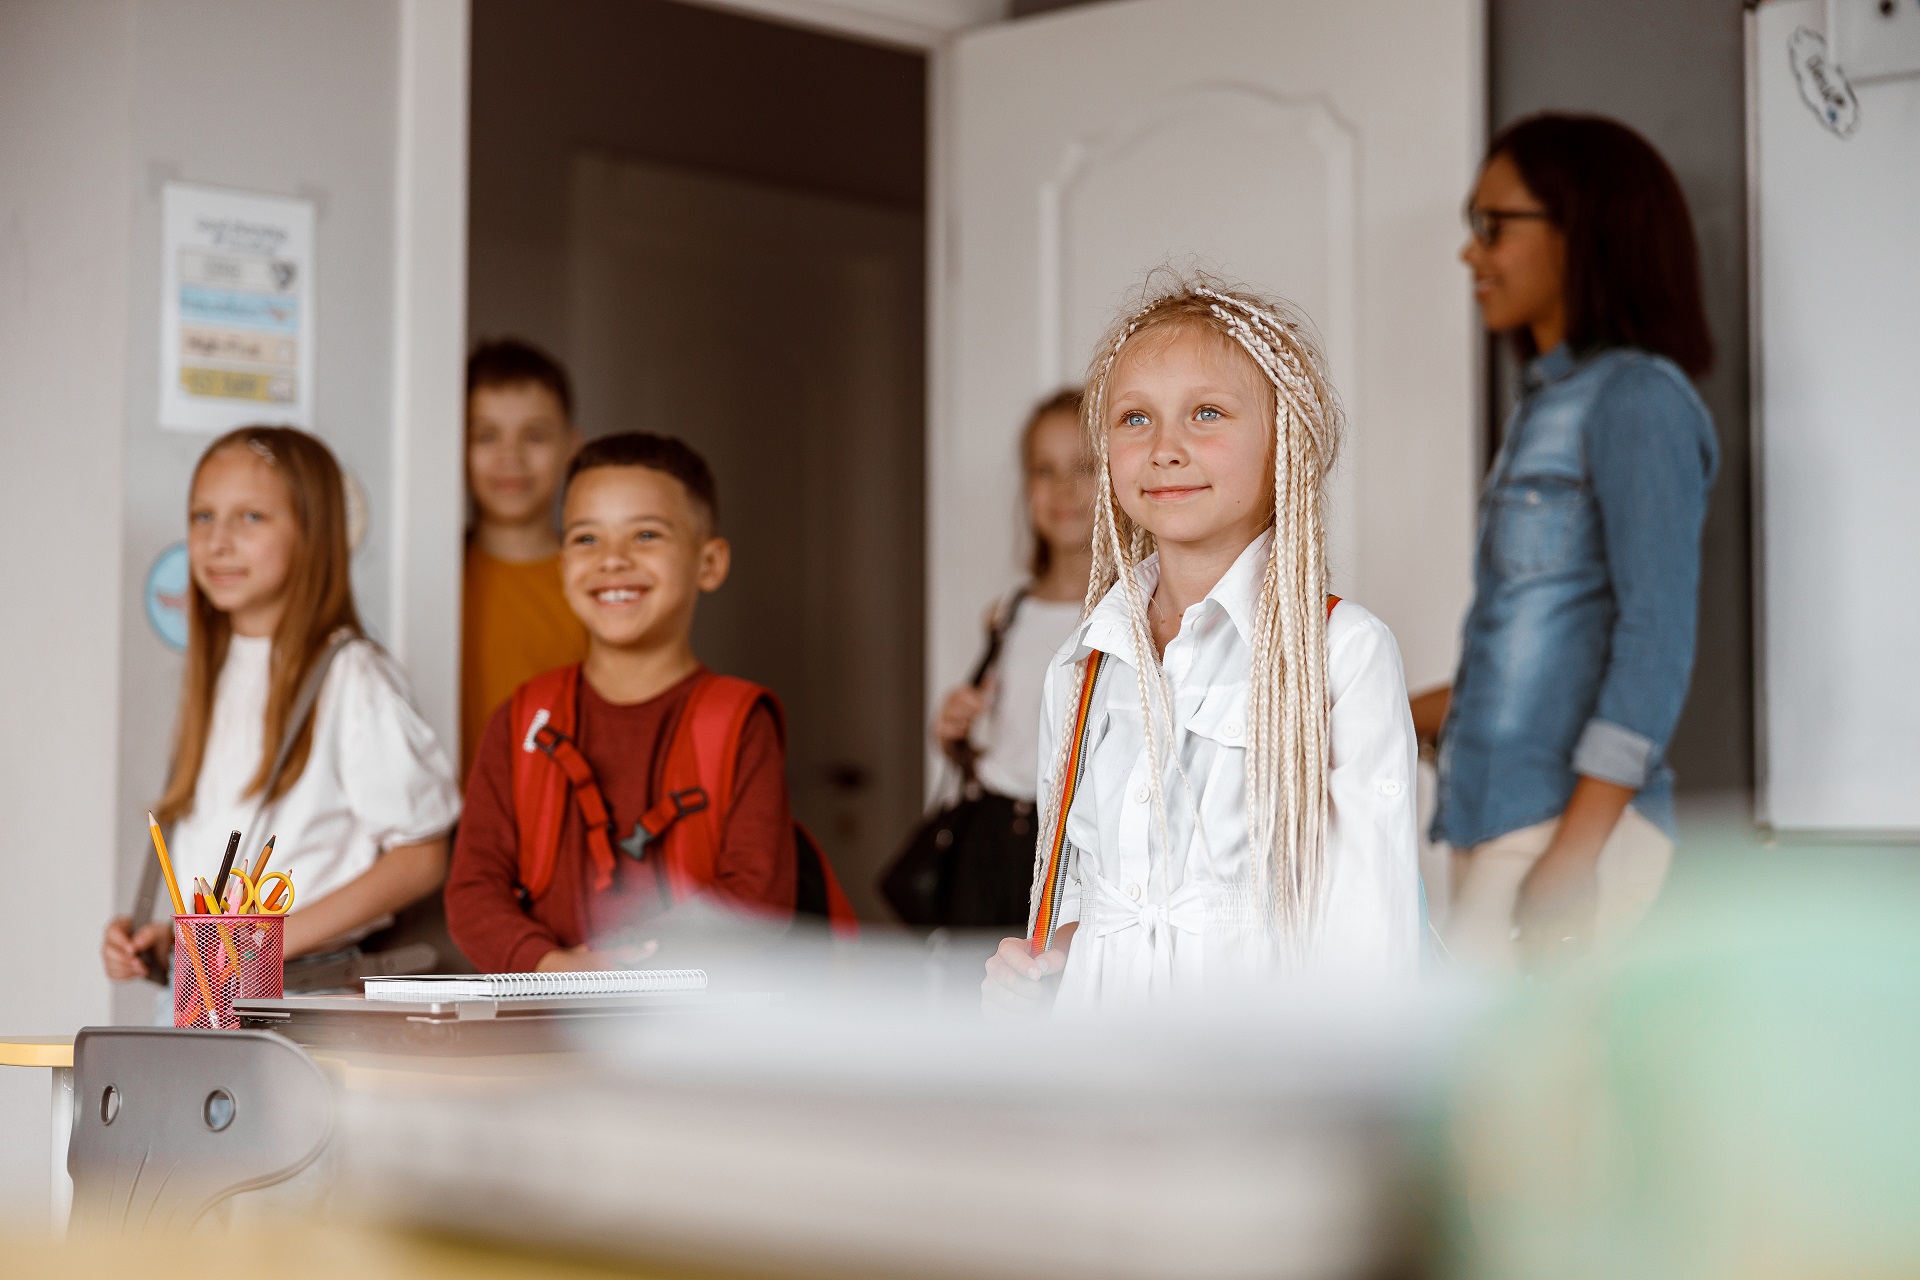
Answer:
[{"left": 172, "top": 914, "right": 283, "bottom": 1029}]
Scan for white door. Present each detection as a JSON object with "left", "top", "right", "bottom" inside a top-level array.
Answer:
[{"left": 931, "top": 0, "right": 1485, "bottom": 729}]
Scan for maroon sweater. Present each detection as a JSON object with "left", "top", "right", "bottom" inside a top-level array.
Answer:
[{"left": 446, "top": 668, "right": 796, "bottom": 973}]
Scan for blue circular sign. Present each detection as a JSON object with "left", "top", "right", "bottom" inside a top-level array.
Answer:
[{"left": 145, "top": 542, "right": 191, "bottom": 652}]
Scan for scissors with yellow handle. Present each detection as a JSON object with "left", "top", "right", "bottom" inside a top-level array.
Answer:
[{"left": 226, "top": 868, "right": 295, "bottom": 915}]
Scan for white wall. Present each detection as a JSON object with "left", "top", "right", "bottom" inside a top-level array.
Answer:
[
  {"left": 0, "top": 0, "right": 135, "bottom": 1219},
  {"left": 0, "top": 0, "right": 467, "bottom": 1220},
  {"left": 106, "top": 0, "right": 465, "bottom": 1023},
  {"left": 111, "top": 4, "right": 404, "bottom": 991}
]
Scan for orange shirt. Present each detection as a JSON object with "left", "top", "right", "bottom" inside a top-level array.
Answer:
[{"left": 461, "top": 545, "right": 589, "bottom": 779}]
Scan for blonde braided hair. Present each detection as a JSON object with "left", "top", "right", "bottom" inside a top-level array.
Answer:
[{"left": 1029, "top": 274, "right": 1343, "bottom": 948}]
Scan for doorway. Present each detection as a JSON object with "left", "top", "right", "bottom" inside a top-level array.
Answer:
[{"left": 467, "top": 0, "right": 927, "bottom": 918}]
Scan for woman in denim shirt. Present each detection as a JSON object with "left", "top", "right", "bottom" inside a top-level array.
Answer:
[{"left": 1412, "top": 115, "right": 1718, "bottom": 970}]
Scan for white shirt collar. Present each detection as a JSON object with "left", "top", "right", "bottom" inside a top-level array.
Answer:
[{"left": 1073, "top": 528, "right": 1274, "bottom": 664}]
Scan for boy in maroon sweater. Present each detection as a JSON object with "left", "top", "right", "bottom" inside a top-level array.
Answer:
[{"left": 447, "top": 433, "right": 794, "bottom": 973}]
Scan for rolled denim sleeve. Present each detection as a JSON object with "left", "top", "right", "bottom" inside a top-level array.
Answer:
[{"left": 1578, "top": 360, "right": 1719, "bottom": 788}]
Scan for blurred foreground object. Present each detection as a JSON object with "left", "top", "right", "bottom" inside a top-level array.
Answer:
[
  {"left": 332, "top": 937, "right": 1464, "bottom": 1279},
  {"left": 1441, "top": 847, "right": 1920, "bottom": 1279}
]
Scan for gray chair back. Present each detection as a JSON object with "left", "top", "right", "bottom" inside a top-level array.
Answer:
[{"left": 67, "top": 1026, "right": 332, "bottom": 1233}]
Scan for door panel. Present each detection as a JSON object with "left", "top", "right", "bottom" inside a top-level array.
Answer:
[
  {"left": 934, "top": 0, "right": 1484, "bottom": 731},
  {"left": 1046, "top": 87, "right": 1355, "bottom": 566}
]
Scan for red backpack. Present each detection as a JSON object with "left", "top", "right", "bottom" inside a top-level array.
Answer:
[{"left": 507, "top": 665, "right": 857, "bottom": 938}]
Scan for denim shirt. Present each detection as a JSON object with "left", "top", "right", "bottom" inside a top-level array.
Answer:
[{"left": 1433, "top": 344, "right": 1719, "bottom": 847}]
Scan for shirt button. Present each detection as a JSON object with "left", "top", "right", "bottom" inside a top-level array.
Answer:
[
  {"left": 1379, "top": 779, "right": 1403, "bottom": 797},
  {"left": 1221, "top": 723, "right": 1241, "bottom": 740},
  {"left": 1132, "top": 784, "right": 1150, "bottom": 804},
  {"left": 1126, "top": 883, "right": 1143, "bottom": 901}
]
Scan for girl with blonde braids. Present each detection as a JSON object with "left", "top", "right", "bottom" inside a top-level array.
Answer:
[{"left": 982, "top": 277, "right": 1421, "bottom": 1012}]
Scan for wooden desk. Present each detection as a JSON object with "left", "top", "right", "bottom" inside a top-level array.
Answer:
[
  {"left": 0, "top": 1035, "right": 76, "bottom": 1233},
  {"left": 0, "top": 1220, "right": 750, "bottom": 1277}
]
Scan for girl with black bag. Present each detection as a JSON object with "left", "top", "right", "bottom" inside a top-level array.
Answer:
[{"left": 882, "top": 390, "right": 1093, "bottom": 928}]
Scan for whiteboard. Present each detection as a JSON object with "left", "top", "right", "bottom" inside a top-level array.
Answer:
[{"left": 1752, "top": 0, "right": 1920, "bottom": 833}]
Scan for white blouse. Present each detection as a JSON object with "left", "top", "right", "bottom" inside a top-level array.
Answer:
[
  {"left": 168, "top": 635, "right": 462, "bottom": 934},
  {"left": 1041, "top": 533, "right": 1421, "bottom": 1009},
  {"left": 973, "top": 595, "right": 1085, "bottom": 801}
]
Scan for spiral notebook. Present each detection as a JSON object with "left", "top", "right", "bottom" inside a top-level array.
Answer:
[{"left": 362, "top": 969, "right": 708, "bottom": 1002}]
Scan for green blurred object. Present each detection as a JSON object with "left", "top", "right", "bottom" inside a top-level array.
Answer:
[{"left": 1439, "top": 844, "right": 1920, "bottom": 1280}]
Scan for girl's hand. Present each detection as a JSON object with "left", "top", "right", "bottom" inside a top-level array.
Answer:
[
  {"left": 934, "top": 683, "right": 991, "bottom": 750},
  {"left": 1514, "top": 775, "right": 1633, "bottom": 968},
  {"left": 102, "top": 916, "right": 171, "bottom": 981},
  {"left": 535, "top": 940, "right": 659, "bottom": 972},
  {"left": 1514, "top": 852, "right": 1598, "bottom": 965},
  {"left": 982, "top": 928, "right": 1073, "bottom": 1016}
]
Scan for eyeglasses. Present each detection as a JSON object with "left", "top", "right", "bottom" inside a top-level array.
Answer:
[{"left": 1465, "top": 207, "right": 1551, "bottom": 247}]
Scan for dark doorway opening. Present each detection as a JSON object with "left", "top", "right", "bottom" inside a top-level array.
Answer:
[{"left": 469, "top": 0, "right": 928, "bottom": 918}]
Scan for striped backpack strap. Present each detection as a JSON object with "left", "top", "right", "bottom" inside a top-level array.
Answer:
[
  {"left": 1327, "top": 594, "right": 1340, "bottom": 618},
  {"left": 1028, "top": 649, "right": 1109, "bottom": 956}
]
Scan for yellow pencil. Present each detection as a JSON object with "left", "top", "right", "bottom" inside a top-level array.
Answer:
[
  {"left": 250, "top": 833, "right": 277, "bottom": 882},
  {"left": 146, "top": 811, "right": 186, "bottom": 916},
  {"left": 149, "top": 813, "right": 222, "bottom": 1024}
]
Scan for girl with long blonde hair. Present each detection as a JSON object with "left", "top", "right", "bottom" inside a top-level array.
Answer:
[
  {"left": 102, "top": 426, "right": 461, "bottom": 986},
  {"left": 982, "top": 276, "right": 1421, "bottom": 1011}
]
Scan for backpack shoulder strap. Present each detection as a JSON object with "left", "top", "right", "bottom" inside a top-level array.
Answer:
[
  {"left": 1028, "top": 648, "right": 1108, "bottom": 956},
  {"left": 510, "top": 664, "right": 601, "bottom": 902},
  {"left": 1326, "top": 594, "right": 1340, "bottom": 619},
  {"left": 647, "top": 674, "right": 780, "bottom": 901}
]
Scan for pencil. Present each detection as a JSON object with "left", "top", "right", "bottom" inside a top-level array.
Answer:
[
  {"left": 146, "top": 812, "right": 186, "bottom": 916},
  {"left": 251, "top": 833, "right": 278, "bottom": 882},
  {"left": 212, "top": 829, "right": 241, "bottom": 904}
]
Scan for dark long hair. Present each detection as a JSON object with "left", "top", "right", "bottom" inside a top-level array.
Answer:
[{"left": 1490, "top": 113, "right": 1713, "bottom": 377}]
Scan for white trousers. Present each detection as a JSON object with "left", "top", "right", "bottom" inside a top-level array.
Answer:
[{"left": 1443, "top": 806, "right": 1673, "bottom": 972}]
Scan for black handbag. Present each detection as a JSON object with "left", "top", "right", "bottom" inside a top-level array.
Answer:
[{"left": 880, "top": 590, "right": 1039, "bottom": 928}]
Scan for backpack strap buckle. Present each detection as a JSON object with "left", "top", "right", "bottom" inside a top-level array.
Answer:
[
  {"left": 529, "top": 721, "right": 565, "bottom": 757},
  {"left": 621, "top": 787, "right": 710, "bottom": 862}
]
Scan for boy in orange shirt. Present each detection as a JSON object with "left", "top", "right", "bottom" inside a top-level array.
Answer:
[{"left": 462, "top": 339, "right": 589, "bottom": 778}]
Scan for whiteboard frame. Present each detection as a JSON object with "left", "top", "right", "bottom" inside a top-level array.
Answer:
[{"left": 1745, "top": 5, "right": 1774, "bottom": 833}]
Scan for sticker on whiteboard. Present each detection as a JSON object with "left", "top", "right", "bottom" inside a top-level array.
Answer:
[
  {"left": 1790, "top": 27, "right": 1860, "bottom": 138},
  {"left": 145, "top": 542, "right": 191, "bottom": 652},
  {"left": 159, "top": 183, "right": 316, "bottom": 433}
]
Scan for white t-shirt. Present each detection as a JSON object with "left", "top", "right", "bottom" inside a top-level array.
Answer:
[
  {"left": 1043, "top": 532, "right": 1422, "bottom": 1009},
  {"left": 168, "top": 635, "right": 462, "bottom": 932},
  {"left": 972, "top": 595, "right": 1086, "bottom": 801}
]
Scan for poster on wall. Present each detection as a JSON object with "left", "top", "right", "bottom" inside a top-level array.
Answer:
[{"left": 159, "top": 183, "right": 315, "bottom": 432}]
